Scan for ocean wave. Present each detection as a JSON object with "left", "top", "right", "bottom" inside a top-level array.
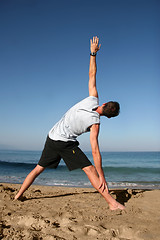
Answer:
[
  {"left": 0, "top": 175, "right": 159, "bottom": 189},
  {"left": 103, "top": 166, "right": 160, "bottom": 174},
  {"left": 0, "top": 160, "right": 160, "bottom": 175},
  {"left": 109, "top": 181, "right": 160, "bottom": 189},
  {"left": 0, "top": 160, "right": 67, "bottom": 169},
  {"left": 0, "top": 160, "right": 37, "bottom": 169}
]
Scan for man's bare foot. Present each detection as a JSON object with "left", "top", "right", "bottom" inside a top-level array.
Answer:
[
  {"left": 109, "top": 202, "right": 126, "bottom": 211},
  {"left": 14, "top": 194, "right": 19, "bottom": 200},
  {"left": 14, "top": 194, "right": 27, "bottom": 201},
  {"left": 14, "top": 193, "right": 24, "bottom": 200}
]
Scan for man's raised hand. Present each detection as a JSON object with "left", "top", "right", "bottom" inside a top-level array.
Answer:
[{"left": 90, "top": 36, "right": 101, "bottom": 53}]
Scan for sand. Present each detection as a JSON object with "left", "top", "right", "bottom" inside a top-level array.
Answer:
[{"left": 0, "top": 183, "right": 160, "bottom": 240}]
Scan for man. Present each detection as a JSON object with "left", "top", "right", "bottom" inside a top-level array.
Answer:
[{"left": 15, "top": 36, "right": 125, "bottom": 210}]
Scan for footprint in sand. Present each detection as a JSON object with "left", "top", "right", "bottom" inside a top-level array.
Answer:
[
  {"left": 17, "top": 215, "right": 50, "bottom": 231},
  {"left": 119, "top": 226, "right": 139, "bottom": 239},
  {"left": 85, "top": 225, "right": 100, "bottom": 236}
]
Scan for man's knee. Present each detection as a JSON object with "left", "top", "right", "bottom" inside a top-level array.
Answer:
[
  {"left": 34, "top": 165, "right": 45, "bottom": 175},
  {"left": 82, "top": 165, "right": 95, "bottom": 175}
]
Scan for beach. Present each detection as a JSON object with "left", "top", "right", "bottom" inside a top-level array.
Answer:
[{"left": 0, "top": 183, "right": 160, "bottom": 240}]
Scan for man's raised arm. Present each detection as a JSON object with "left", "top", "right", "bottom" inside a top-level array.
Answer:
[{"left": 89, "top": 36, "right": 101, "bottom": 97}]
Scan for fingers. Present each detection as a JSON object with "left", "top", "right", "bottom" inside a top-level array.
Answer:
[
  {"left": 90, "top": 36, "right": 101, "bottom": 52},
  {"left": 90, "top": 36, "right": 99, "bottom": 44},
  {"left": 98, "top": 182, "right": 106, "bottom": 193},
  {"left": 92, "top": 36, "right": 99, "bottom": 44},
  {"left": 98, "top": 181, "right": 109, "bottom": 193},
  {"left": 99, "top": 184, "right": 105, "bottom": 193},
  {"left": 98, "top": 182, "right": 103, "bottom": 189}
]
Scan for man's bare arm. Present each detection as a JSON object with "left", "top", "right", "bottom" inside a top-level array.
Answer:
[
  {"left": 89, "top": 36, "right": 101, "bottom": 97},
  {"left": 90, "top": 124, "right": 108, "bottom": 193}
]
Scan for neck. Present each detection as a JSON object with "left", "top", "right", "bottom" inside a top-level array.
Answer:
[{"left": 96, "top": 106, "right": 103, "bottom": 115}]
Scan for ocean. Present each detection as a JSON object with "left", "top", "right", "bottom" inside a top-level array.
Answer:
[{"left": 0, "top": 150, "right": 160, "bottom": 189}]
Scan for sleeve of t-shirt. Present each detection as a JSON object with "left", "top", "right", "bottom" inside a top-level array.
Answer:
[{"left": 78, "top": 96, "right": 99, "bottom": 110}]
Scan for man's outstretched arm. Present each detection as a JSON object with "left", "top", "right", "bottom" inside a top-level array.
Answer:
[
  {"left": 89, "top": 36, "right": 101, "bottom": 97},
  {"left": 90, "top": 124, "right": 108, "bottom": 193}
]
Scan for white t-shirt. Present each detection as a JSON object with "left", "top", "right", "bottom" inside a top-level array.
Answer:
[{"left": 49, "top": 96, "right": 100, "bottom": 142}]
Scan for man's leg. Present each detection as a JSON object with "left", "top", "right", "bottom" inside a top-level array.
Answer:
[
  {"left": 14, "top": 165, "right": 45, "bottom": 200},
  {"left": 82, "top": 165, "right": 125, "bottom": 210}
]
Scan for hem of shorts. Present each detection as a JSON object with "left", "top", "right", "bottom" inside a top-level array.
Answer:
[{"left": 37, "top": 163, "right": 46, "bottom": 167}]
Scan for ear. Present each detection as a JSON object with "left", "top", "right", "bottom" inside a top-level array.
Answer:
[{"left": 102, "top": 103, "right": 107, "bottom": 106}]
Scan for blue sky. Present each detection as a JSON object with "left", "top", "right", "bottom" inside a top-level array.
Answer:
[{"left": 0, "top": 0, "right": 160, "bottom": 151}]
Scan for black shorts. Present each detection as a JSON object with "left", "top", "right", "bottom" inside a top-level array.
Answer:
[{"left": 38, "top": 136, "right": 92, "bottom": 171}]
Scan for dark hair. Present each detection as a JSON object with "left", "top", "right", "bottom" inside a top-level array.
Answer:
[{"left": 102, "top": 101, "right": 120, "bottom": 118}]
